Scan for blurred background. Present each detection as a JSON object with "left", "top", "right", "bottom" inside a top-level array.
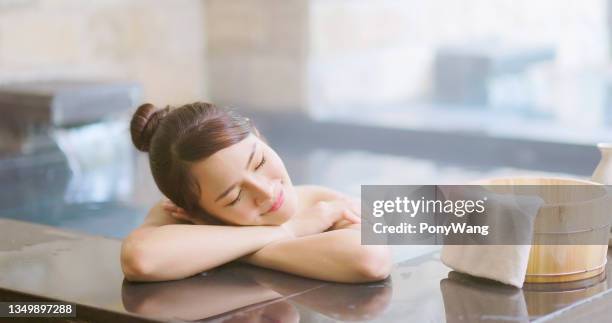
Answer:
[{"left": 0, "top": 0, "right": 611, "bottom": 238}]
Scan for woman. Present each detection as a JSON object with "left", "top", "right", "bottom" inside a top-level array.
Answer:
[{"left": 120, "top": 102, "right": 392, "bottom": 283}]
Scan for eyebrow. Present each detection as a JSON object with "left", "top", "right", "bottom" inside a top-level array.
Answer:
[{"left": 214, "top": 142, "right": 257, "bottom": 203}]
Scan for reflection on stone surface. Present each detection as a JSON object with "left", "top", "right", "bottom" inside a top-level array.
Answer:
[
  {"left": 523, "top": 272, "right": 608, "bottom": 318},
  {"left": 122, "top": 264, "right": 391, "bottom": 322},
  {"left": 0, "top": 217, "right": 611, "bottom": 322},
  {"left": 286, "top": 280, "right": 392, "bottom": 322},
  {"left": 441, "top": 268, "right": 610, "bottom": 322},
  {"left": 0, "top": 219, "right": 125, "bottom": 311},
  {"left": 441, "top": 272, "right": 529, "bottom": 323},
  {"left": 122, "top": 266, "right": 286, "bottom": 321}
]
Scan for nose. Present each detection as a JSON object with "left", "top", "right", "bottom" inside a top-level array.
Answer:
[{"left": 245, "top": 174, "right": 274, "bottom": 206}]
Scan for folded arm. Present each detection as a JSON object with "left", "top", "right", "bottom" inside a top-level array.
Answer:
[
  {"left": 239, "top": 224, "right": 392, "bottom": 283},
  {"left": 122, "top": 195, "right": 391, "bottom": 284},
  {"left": 239, "top": 188, "right": 391, "bottom": 283},
  {"left": 121, "top": 201, "right": 291, "bottom": 282}
]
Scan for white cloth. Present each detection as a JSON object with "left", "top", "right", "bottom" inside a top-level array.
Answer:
[
  {"left": 441, "top": 244, "right": 533, "bottom": 288},
  {"left": 440, "top": 188, "right": 544, "bottom": 288}
]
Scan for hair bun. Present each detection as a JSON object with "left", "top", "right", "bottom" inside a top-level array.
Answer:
[{"left": 130, "top": 103, "right": 169, "bottom": 152}]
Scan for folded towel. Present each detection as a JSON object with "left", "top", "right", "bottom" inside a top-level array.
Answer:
[
  {"left": 442, "top": 245, "right": 533, "bottom": 288},
  {"left": 440, "top": 187, "right": 544, "bottom": 288}
]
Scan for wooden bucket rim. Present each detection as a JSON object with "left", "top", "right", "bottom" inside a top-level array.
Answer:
[
  {"left": 468, "top": 176, "right": 610, "bottom": 208},
  {"left": 525, "top": 260, "right": 607, "bottom": 277}
]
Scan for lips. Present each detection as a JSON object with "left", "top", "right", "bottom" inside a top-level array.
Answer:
[{"left": 267, "top": 189, "right": 284, "bottom": 213}]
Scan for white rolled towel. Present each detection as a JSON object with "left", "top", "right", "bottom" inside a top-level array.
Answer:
[
  {"left": 441, "top": 244, "right": 533, "bottom": 288},
  {"left": 440, "top": 187, "right": 544, "bottom": 288}
]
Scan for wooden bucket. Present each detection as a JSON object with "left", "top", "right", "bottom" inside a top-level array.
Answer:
[{"left": 473, "top": 177, "right": 611, "bottom": 283}]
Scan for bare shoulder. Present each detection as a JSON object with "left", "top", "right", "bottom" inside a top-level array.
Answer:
[
  {"left": 294, "top": 185, "right": 321, "bottom": 198},
  {"left": 294, "top": 185, "right": 333, "bottom": 206},
  {"left": 294, "top": 185, "right": 358, "bottom": 215},
  {"left": 295, "top": 185, "right": 354, "bottom": 202}
]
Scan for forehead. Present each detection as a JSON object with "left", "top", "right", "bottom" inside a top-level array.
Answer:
[{"left": 190, "top": 134, "right": 259, "bottom": 198}]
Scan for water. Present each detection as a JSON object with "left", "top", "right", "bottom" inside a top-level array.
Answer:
[{"left": 0, "top": 119, "right": 571, "bottom": 241}]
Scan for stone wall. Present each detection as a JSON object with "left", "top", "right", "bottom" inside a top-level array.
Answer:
[
  {"left": 205, "top": 0, "right": 610, "bottom": 116},
  {"left": 205, "top": 0, "right": 310, "bottom": 113},
  {"left": 0, "top": 0, "right": 207, "bottom": 106},
  {"left": 0, "top": 0, "right": 609, "bottom": 116}
]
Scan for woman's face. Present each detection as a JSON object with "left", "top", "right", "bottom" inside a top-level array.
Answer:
[{"left": 191, "top": 133, "right": 298, "bottom": 226}]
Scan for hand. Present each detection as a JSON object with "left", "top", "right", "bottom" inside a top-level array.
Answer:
[
  {"left": 281, "top": 200, "right": 361, "bottom": 238},
  {"left": 162, "top": 199, "right": 209, "bottom": 225},
  {"left": 338, "top": 196, "right": 361, "bottom": 217},
  {"left": 322, "top": 193, "right": 362, "bottom": 230},
  {"left": 318, "top": 187, "right": 361, "bottom": 217}
]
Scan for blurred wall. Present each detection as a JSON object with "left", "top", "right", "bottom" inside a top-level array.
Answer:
[
  {"left": 307, "top": 0, "right": 610, "bottom": 116},
  {"left": 205, "top": 0, "right": 609, "bottom": 116},
  {"left": 0, "top": 0, "right": 207, "bottom": 106},
  {"left": 0, "top": 0, "right": 609, "bottom": 116},
  {"left": 205, "top": 0, "right": 310, "bottom": 113}
]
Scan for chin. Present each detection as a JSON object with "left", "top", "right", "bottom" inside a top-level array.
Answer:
[
  {"left": 266, "top": 210, "right": 292, "bottom": 226},
  {"left": 263, "top": 185, "right": 297, "bottom": 225},
  {"left": 267, "top": 202, "right": 295, "bottom": 225}
]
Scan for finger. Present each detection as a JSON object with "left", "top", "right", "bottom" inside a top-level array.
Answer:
[
  {"left": 336, "top": 197, "right": 359, "bottom": 215},
  {"left": 175, "top": 209, "right": 189, "bottom": 218},
  {"left": 327, "top": 201, "right": 360, "bottom": 224},
  {"left": 342, "top": 210, "right": 361, "bottom": 224},
  {"left": 163, "top": 204, "right": 179, "bottom": 213},
  {"left": 171, "top": 212, "right": 190, "bottom": 221},
  {"left": 347, "top": 199, "right": 361, "bottom": 216},
  {"left": 332, "top": 200, "right": 361, "bottom": 223},
  {"left": 174, "top": 206, "right": 187, "bottom": 214},
  {"left": 162, "top": 200, "right": 179, "bottom": 211}
]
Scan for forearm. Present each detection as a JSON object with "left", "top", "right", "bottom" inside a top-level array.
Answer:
[
  {"left": 121, "top": 224, "right": 290, "bottom": 282},
  {"left": 240, "top": 228, "right": 392, "bottom": 283}
]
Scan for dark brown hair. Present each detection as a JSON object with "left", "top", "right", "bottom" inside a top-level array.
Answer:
[{"left": 130, "top": 102, "right": 252, "bottom": 223}]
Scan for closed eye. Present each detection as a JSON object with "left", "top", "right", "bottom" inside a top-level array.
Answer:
[
  {"left": 227, "top": 190, "right": 241, "bottom": 206},
  {"left": 227, "top": 155, "right": 265, "bottom": 207},
  {"left": 255, "top": 155, "right": 266, "bottom": 170}
]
